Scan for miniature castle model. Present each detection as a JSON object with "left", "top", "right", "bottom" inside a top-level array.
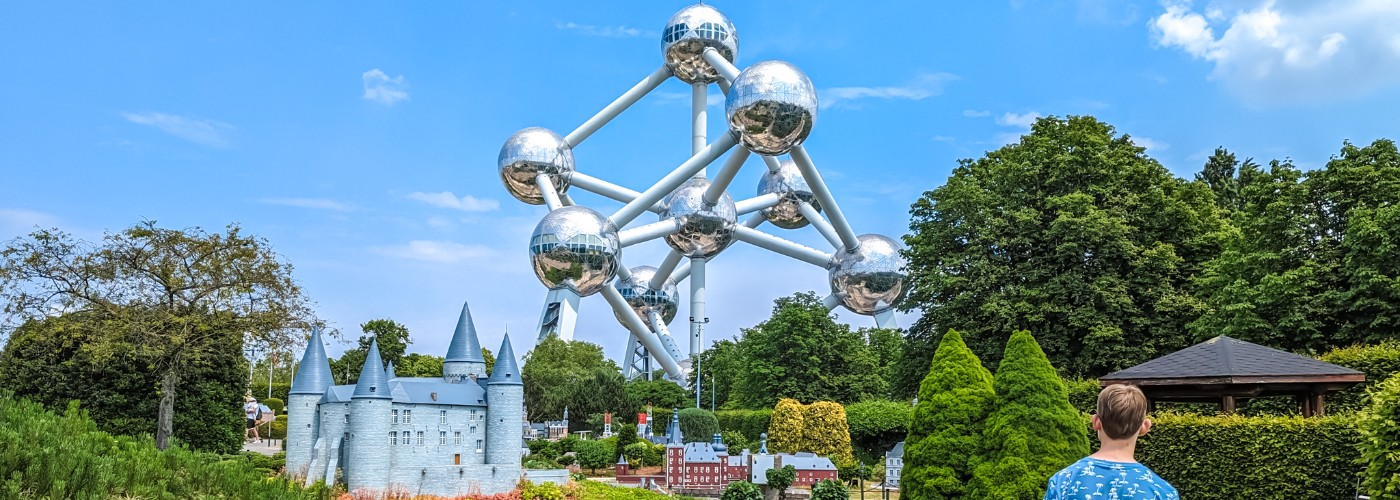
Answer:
[
  {"left": 285, "top": 303, "right": 525, "bottom": 496},
  {"left": 884, "top": 441, "right": 904, "bottom": 489}
]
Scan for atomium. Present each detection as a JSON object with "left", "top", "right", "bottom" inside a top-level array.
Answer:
[{"left": 496, "top": 4, "right": 907, "bottom": 381}]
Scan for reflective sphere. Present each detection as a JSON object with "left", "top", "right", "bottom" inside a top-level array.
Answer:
[
  {"left": 726, "top": 61, "right": 817, "bottom": 156},
  {"left": 662, "top": 4, "right": 738, "bottom": 85},
  {"left": 498, "top": 127, "right": 574, "bottom": 205},
  {"left": 661, "top": 177, "right": 737, "bottom": 258},
  {"left": 828, "top": 234, "right": 908, "bottom": 315},
  {"left": 612, "top": 266, "right": 680, "bottom": 330},
  {"left": 758, "top": 159, "right": 820, "bottom": 229},
  {"left": 528, "top": 206, "right": 621, "bottom": 296}
]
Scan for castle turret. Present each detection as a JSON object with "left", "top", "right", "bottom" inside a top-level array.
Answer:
[
  {"left": 347, "top": 338, "right": 393, "bottom": 493},
  {"left": 286, "top": 327, "right": 333, "bottom": 478},
  {"left": 444, "top": 302, "right": 488, "bottom": 382},
  {"left": 385, "top": 360, "right": 397, "bottom": 380},
  {"left": 485, "top": 332, "right": 524, "bottom": 465}
]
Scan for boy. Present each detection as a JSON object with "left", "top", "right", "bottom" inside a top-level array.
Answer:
[{"left": 1045, "top": 384, "right": 1178, "bottom": 499}]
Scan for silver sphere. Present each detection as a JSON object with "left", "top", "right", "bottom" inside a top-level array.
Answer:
[
  {"left": 498, "top": 127, "right": 574, "bottom": 205},
  {"left": 758, "top": 159, "right": 820, "bottom": 229},
  {"left": 662, "top": 4, "right": 738, "bottom": 85},
  {"left": 612, "top": 266, "right": 680, "bottom": 329},
  {"left": 528, "top": 206, "right": 621, "bottom": 296},
  {"left": 661, "top": 177, "right": 738, "bottom": 258},
  {"left": 828, "top": 234, "right": 908, "bottom": 315},
  {"left": 725, "top": 61, "right": 817, "bottom": 156}
]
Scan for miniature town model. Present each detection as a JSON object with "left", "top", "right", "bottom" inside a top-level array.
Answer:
[
  {"left": 285, "top": 303, "right": 526, "bottom": 496},
  {"left": 884, "top": 441, "right": 904, "bottom": 489}
]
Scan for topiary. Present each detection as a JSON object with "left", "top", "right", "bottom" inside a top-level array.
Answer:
[
  {"left": 679, "top": 408, "right": 719, "bottom": 444},
  {"left": 720, "top": 481, "right": 763, "bottom": 500},
  {"left": 801, "top": 401, "right": 854, "bottom": 465},
  {"left": 1361, "top": 374, "right": 1400, "bottom": 499},
  {"left": 811, "top": 479, "right": 848, "bottom": 500},
  {"left": 972, "top": 330, "right": 1089, "bottom": 499},
  {"left": 767, "top": 398, "right": 804, "bottom": 453},
  {"left": 262, "top": 397, "right": 284, "bottom": 415},
  {"left": 766, "top": 464, "right": 796, "bottom": 500},
  {"left": 902, "top": 329, "right": 995, "bottom": 499}
]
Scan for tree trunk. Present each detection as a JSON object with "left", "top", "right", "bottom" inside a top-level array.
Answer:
[{"left": 156, "top": 370, "right": 177, "bottom": 450}]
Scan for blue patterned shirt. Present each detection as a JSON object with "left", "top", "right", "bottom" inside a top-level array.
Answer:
[{"left": 1044, "top": 457, "right": 1179, "bottom": 500}]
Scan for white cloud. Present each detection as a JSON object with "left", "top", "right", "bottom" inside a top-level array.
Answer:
[
  {"left": 374, "top": 240, "right": 495, "bottom": 263},
  {"left": 996, "top": 111, "right": 1042, "bottom": 129},
  {"left": 555, "top": 21, "right": 653, "bottom": 38},
  {"left": 1133, "top": 136, "right": 1170, "bottom": 152},
  {"left": 963, "top": 109, "right": 992, "bottom": 118},
  {"left": 121, "top": 112, "right": 234, "bottom": 148},
  {"left": 1151, "top": 0, "right": 1400, "bottom": 104},
  {"left": 259, "top": 198, "right": 358, "bottom": 212},
  {"left": 408, "top": 191, "right": 500, "bottom": 212},
  {"left": 821, "top": 73, "right": 958, "bottom": 109},
  {"left": 0, "top": 208, "right": 59, "bottom": 231},
  {"left": 362, "top": 69, "right": 409, "bottom": 105}
]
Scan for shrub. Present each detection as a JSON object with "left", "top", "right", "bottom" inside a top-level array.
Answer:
[
  {"left": 1361, "top": 375, "right": 1400, "bottom": 499},
  {"left": 1063, "top": 378, "right": 1100, "bottom": 414},
  {"left": 269, "top": 413, "right": 288, "bottom": 439},
  {"left": 973, "top": 330, "right": 1088, "bottom": 499},
  {"left": 643, "top": 443, "right": 664, "bottom": 467},
  {"left": 520, "top": 480, "right": 565, "bottom": 500},
  {"left": 903, "top": 329, "right": 995, "bottom": 499},
  {"left": 811, "top": 479, "right": 848, "bottom": 500},
  {"left": 558, "top": 434, "right": 580, "bottom": 453},
  {"left": 845, "top": 400, "right": 911, "bottom": 460},
  {"left": 1321, "top": 341, "right": 1400, "bottom": 413},
  {"left": 623, "top": 441, "right": 649, "bottom": 468},
  {"left": 766, "top": 464, "right": 796, "bottom": 500},
  {"left": 263, "top": 397, "right": 285, "bottom": 415},
  {"left": 716, "top": 409, "right": 772, "bottom": 443},
  {"left": 679, "top": 408, "right": 719, "bottom": 443},
  {"left": 721, "top": 430, "right": 750, "bottom": 453},
  {"left": 575, "top": 439, "right": 613, "bottom": 474},
  {"left": 249, "top": 382, "right": 291, "bottom": 403},
  {"left": 528, "top": 439, "right": 561, "bottom": 461},
  {"left": 767, "top": 398, "right": 805, "bottom": 453},
  {"left": 1140, "top": 412, "right": 1360, "bottom": 499},
  {"left": 801, "top": 401, "right": 854, "bottom": 465},
  {"left": 721, "top": 480, "right": 763, "bottom": 500},
  {"left": 613, "top": 422, "right": 637, "bottom": 461},
  {"left": 577, "top": 479, "right": 676, "bottom": 499},
  {"left": 555, "top": 454, "right": 576, "bottom": 466}
]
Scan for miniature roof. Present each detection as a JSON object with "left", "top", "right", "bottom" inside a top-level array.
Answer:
[
  {"left": 385, "top": 360, "right": 397, "bottom": 381},
  {"left": 322, "top": 379, "right": 487, "bottom": 406},
  {"left": 353, "top": 338, "right": 392, "bottom": 399},
  {"left": 779, "top": 453, "right": 837, "bottom": 470},
  {"left": 683, "top": 442, "right": 722, "bottom": 463},
  {"left": 1101, "top": 336, "right": 1364, "bottom": 384},
  {"left": 487, "top": 332, "right": 523, "bottom": 386},
  {"left": 290, "top": 327, "right": 334, "bottom": 395},
  {"left": 887, "top": 441, "right": 904, "bottom": 459},
  {"left": 667, "top": 409, "right": 684, "bottom": 445},
  {"left": 445, "top": 302, "right": 486, "bottom": 363}
]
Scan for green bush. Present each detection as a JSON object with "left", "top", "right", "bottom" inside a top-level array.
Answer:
[
  {"left": 268, "top": 414, "right": 288, "bottom": 439},
  {"left": 903, "top": 329, "right": 995, "bottom": 499},
  {"left": 613, "top": 423, "right": 637, "bottom": 461},
  {"left": 1063, "top": 378, "right": 1100, "bottom": 414},
  {"left": 716, "top": 409, "right": 772, "bottom": 442},
  {"left": 801, "top": 401, "right": 854, "bottom": 466},
  {"left": 1138, "top": 412, "right": 1360, "bottom": 499},
  {"left": 263, "top": 397, "right": 285, "bottom": 415},
  {"left": 555, "top": 453, "right": 576, "bottom": 466},
  {"left": 249, "top": 382, "right": 291, "bottom": 403},
  {"left": 0, "top": 394, "right": 330, "bottom": 498},
  {"left": 679, "top": 408, "right": 719, "bottom": 444},
  {"left": 768, "top": 398, "right": 805, "bottom": 453},
  {"left": 721, "top": 481, "right": 763, "bottom": 500},
  {"left": 558, "top": 434, "right": 580, "bottom": 453},
  {"left": 520, "top": 479, "right": 566, "bottom": 500},
  {"left": 845, "top": 400, "right": 911, "bottom": 461},
  {"left": 528, "top": 439, "right": 561, "bottom": 461},
  {"left": 1360, "top": 375, "right": 1400, "bottom": 499},
  {"left": 644, "top": 443, "right": 664, "bottom": 467},
  {"left": 811, "top": 479, "right": 848, "bottom": 500},
  {"left": 577, "top": 479, "right": 680, "bottom": 499},
  {"left": 1321, "top": 341, "right": 1400, "bottom": 413},
  {"left": 575, "top": 439, "right": 613, "bottom": 473},
  {"left": 623, "top": 442, "right": 649, "bottom": 467},
  {"left": 721, "top": 430, "right": 750, "bottom": 454}
]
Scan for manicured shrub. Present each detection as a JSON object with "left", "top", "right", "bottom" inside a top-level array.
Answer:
[
  {"left": 902, "top": 329, "right": 995, "bottom": 499},
  {"left": 1140, "top": 412, "right": 1360, "bottom": 499},
  {"left": 612, "top": 423, "right": 637, "bottom": 461},
  {"left": 679, "top": 408, "right": 719, "bottom": 444},
  {"left": 263, "top": 397, "right": 285, "bottom": 415},
  {"left": 716, "top": 409, "right": 773, "bottom": 443},
  {"left": 574, "top": 439, "right": 613, "bottom": 474},
  {"left": 249, "top": 382, "right": 291, "bottom": 403},
  {"left": 721, "top": 430, "right": 751, "bottom": 453},
  {"left": 1321, "top": 341, "right": 1400, "bottom": 413},
  {"left": 801, "top": 401, "right": 854, "bottom": 465},
  {"left": 811, "top": 479, "right": 848, "bottom": 500},
  {"left": 766, "top": 464, "right": 796, "bottom": 500},
  {"left": 845, "top": 399, "right": 911, "bottom": 460},
  {"left": 720, "top": 480, "right": 763, "bottom": 500},
  {"left": 1361, "top": 374, "right": 1400, "bottom": 499},
  {"left": 555, "top": 454, "right": 576, "bottom": 466},
  {"left": 269, "top": 414, "right": 288, "bottom": 439},
  {"left": 623, "top": 441, "right": 649, "bottom": 468},
  {"left": 1062, "top": 378, "right": 1100, "bottom": 414},
  {"left": 528, "top": 439, "right": 561, "bottom": 461},
  {"left": 577, "top": 479, "right": 675, "bottom": 499},
  {"left": 973, "top": 330, "right": 1088, "bottom": 499},
  {"left": 767, "top": 398, "right": 805, "bottom": 453}
]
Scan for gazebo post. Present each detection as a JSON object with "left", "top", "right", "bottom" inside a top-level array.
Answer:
[
  {"left": 1301, "top": 394, "right": 1314, "bottom": 417},
  {"left": 1313, "top": 393, "right": 1325, "bottom": 417},
  {"left": 1222, "top": 395, "right": 1236, "bottom": 414}
]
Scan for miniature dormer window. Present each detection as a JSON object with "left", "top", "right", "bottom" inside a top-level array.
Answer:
[{"left": 431, "top": 392, "right": 439, "bottom": 401}]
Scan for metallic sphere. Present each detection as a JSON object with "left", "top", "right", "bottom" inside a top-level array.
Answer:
[
  {"left": 612, "top": 266, "right": 680, "bottom": 329},
  {"left": 758, "top": 159, "right": 820, "bottom": 229},
  {"left": 498, "top": 127, "right": 574, "bottom": 205},
  {"left": 828, "top": 234, "right": 908, "bottom": 315},
  {"left": 725, "top": 61, "right": 817, "bottom": 156},
  {"left": 662, "top": 4, "right": 738, "bottom": 85},
  {"left": 661, "top": 177, "right": 738, "bottom": 258},
  {"left": 528, "top": 206, "right": 621, "bottom": 296}
]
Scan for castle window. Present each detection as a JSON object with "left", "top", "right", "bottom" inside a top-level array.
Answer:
[
  {"left": 392, "top": 409, "right": 399, "bottom": 424},
  {"left": 455, "top": 431, "right": 462, "bottom": 445},
  {"left": 390, "top": 432, "right": 397, "bottom": 446},
  {"left": 476, "top": 439, "right": 484, "bottom": 453},
  {"left": 344, "top": 414, "right": 350, "bottom": 424},
  {"left": 404, "top": 410, "right": 412, "bottom": 423},
  {"left": 440, "top": 431, "right": 447, "bottom": 445},
  {"left": 417, "top": 431, "right": 424, "bottom": 445},
  {"left": 440, "top": 410, "right": 447, "bottom": 424}
]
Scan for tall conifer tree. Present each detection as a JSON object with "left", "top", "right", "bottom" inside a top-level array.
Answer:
[{"left": 901, "top": 329, "right": 995, "bottom": 499}]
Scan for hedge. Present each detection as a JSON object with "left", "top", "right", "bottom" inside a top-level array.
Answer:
[
  {"left": 715, "top": 409, "right": 771, "bottom": 443},
  {"left": 249, "top": 382, "right": 291, "bottom": 404},
  {"left": 845, "top": 400, "right": 910, "bottom": 461},
  {"left": 679, "top": 408, "right": 719, "bottom": 443},
  {"left": 1320, "top": 341, "right": 1400, "bottom": 414},
  {"left": 1064, "top": 378, "right": 1100, "bottom": 414},
  {"left": 1135, "top": 412, "right": 1361, "bottom": 499}
]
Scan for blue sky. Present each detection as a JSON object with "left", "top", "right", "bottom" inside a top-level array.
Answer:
[{"left": 3, "top": 1, "right": 1399, "bottom": 366}]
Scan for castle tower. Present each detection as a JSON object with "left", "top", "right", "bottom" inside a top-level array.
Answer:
[
  {"left": 444, "top": 302, "right": 488, "bottom": 382},
  {"left": 485, "top": 332, "right": 524, "bottom": 465},
  {"left": 286, "top": 326, "right": 333, "bottom": 478},
  {"left": 665, "top": 409, "right": 684, "bottom": 486},
  {"left": 347, "top": 338, "right": 393, "bottom": 493},
  {"left": 385, "top": 360, "right": 397, "bottom": 380}
]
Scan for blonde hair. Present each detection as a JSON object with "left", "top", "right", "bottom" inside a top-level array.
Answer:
[{"left": 1097, "top": 384, "right": 1147, "bottom": 440}]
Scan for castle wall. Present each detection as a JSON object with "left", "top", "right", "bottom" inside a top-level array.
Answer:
[
  {"left": 485, "top": 385, "right": 524, "bottom": 465},
  {"left": 346, "top": 398, "right": 392, "bottom": 492},
  {"left": 284, "top": 393, "right": 321, "bottom": 477},
  {"left": 388, "top": 403, "right": 490, "bottom": 470},
  {"left": 443, "top": 361, "right": 487, "bottom": 382},
  {"left": 384, "top": 464, "right": 522, "bottom": 497}
]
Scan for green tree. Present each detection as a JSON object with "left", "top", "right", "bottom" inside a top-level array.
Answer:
[
  {"left": 765, "top": 464, "right": 796, "bottom": 500},
  {"left": 679, "top": 408, "right": 719, "bottom": 444},
  {"left": 396, "top": 353, "right": 444, "bottom": 378},
  {"left": 613, "top": 423, "right": 638, "bottom": 462},
  {"left": 899, "top": 116, "right": 1226, "bottom": 381},
  {"left": 811, "top": 479, "right": 848, "bottom": 500},
  {"left": 564, "top": 367, "right": 631, "bottom": 433},
  {"left": 689, "top": 339, "right": 742, "bottom": 409},
  {"left": 0, "top": 222, "right": 311, "bottom": 450},
  {"left": 845, "top": 400, "right": 911, "bottom": 462},
  {"left": 626, "top": 377, "right": 689, "bottom": 411},
  {"left": 972, "top": 330, "right": 1089, "bottom": 499},
  {"left": 329, "top": 319, "right": 411, "bottom": 384},
  {"left": 482, "top": 347, "right": 495, "bottom": 375},
  {"left": 1195, "top": 147, "right": 1254, "bottom": 214},
  {"left": 1360, "top": 375, "right": 1400, "bottom": 499},
  {"left": 575, "top": 439, "right": 613, "bottom": 474},
  {"left": 902, "top": 329, "right": 995, "bottom": 499},
  {"left": 862, "top": 327, "right": 904, "bottom": 398},
  {"left": 521, "top": 336, "right": 619, "bottom": 422},
  {"left": 721, "top": 481, "right": 763, "bottom": 500},
  {"left": 729, "top": 293, "right": 886, "bottom": 409}
]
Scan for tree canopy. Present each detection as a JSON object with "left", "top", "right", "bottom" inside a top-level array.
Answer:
[{"left": 521, "top": 336, "right": 628, "bottom": 425}]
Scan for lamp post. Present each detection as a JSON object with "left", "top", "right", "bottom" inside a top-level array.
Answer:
[
  {"left": 243, "top": 344, "right": 264, "bottom": 387},
  {"left": 267, "top": 351, "right": 276, "bottom": 399}
]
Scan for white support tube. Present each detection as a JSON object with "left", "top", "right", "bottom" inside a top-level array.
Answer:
[
  {"left": 873, "top": 309, "right": 899, "bottom": 329},
  {"left": 745, "top": 212, "right": 767, "bottom": 228},
  {"left": 703, "top": 148, "right": 751, "bottom": 205},
  {"left": 651, "top": 251, "right": 684, "bottom": 289},
  {"left": 701, "top": 47, "right": 740, "bottom": 84},
  {"left": 692, "top": 83, "right": 707, "bottom": 159},
  {"left": 619, "top": 220, "right": 680, "bottom": 247},
  {"left": 822, "top": 293, "right": 842, "bottom": 311},
  {"left": 536, "top": 174, "right": 563, "bottom": 211},
  {"left": 570, "top": 172, "right": 665, "bottom": 213},
  {"left": 671, "top": 261, "right": 692, "bottom": 284},
  {"left": 734, "top": 192, "right": 781, "bottom": 216},
  {"left": 798, "top": 201, "right": 844, "bottom": 250},
  {"left": 761, "top": 155, "right": 783, "bottom": 173},
  {"left": 615, "top": 264, "right": 633, "bottom": 282},
  {"left": 689, "top": 257, "right": 707, "bottom": 358},
  {"left": 791, "top": 146, "right": 862, "bottom": 252},
  {"left": 565, "top": 64, "right": 673, "bottom": 148},
  {"left": 602, "top": 286, "right": 683, "bottom": 377},
  {"left": 559, "top": 193, "right": 576, "bottom": 207},
  {"left": 718, "top": 80, "right": 730, "bottom": 96},
  {"left": 732, "top": 226, "right": 833, "bottom": 267},
  {"left": 648, "top": 310, "right": 685, "bottom": 363},
  {"left": 610, "top": 133, "right": 738, "bottom": 228}
]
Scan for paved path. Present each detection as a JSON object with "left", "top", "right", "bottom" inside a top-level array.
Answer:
[{"left": 241, "top": 438, "right": 282, "bottom": 455}]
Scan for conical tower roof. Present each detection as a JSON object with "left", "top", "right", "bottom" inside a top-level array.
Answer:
[
  {"left": 487, "top": 332, "right": 523, "bottom": 386},
  {"left": 385, "top": 360, "right": 397, "bottom": 380},
  {"left": 290, "top": 327, "right": 334, "bottom": 395},
  {"left": 353, "top": 338, "right": 392, "bottom": 399},
  {"left": 445, "top": 302, "right": 486, "bottom": 363}
]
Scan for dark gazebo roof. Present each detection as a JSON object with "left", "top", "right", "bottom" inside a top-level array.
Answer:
[{"left": 1100, "top": 336, "right": 1364, "bottom": 416}]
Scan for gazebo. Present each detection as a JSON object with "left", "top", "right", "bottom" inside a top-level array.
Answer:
[{"left": 1099, "top": 336, "right": 1364, "bottom": 416}]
